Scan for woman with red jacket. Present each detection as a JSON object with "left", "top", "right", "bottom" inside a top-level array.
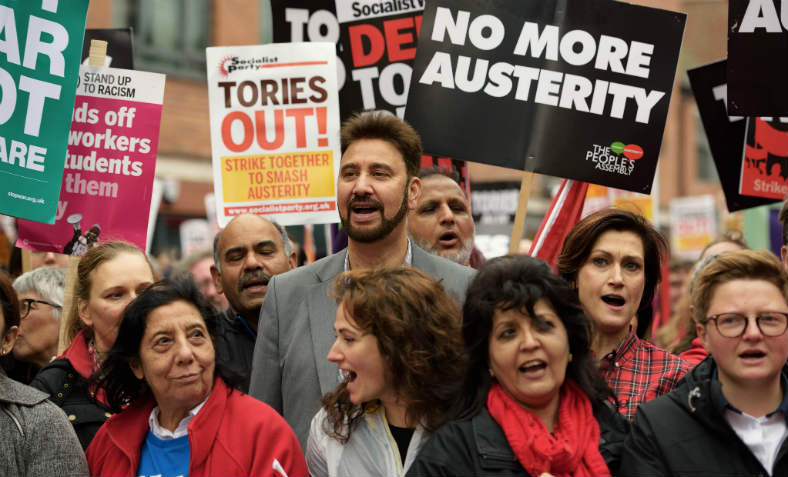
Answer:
[{"left": 86, "top": 277, "right": 307, "bottom": 477}]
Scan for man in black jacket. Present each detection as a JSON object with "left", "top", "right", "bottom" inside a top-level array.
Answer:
[{"left": 210, "top": 214, "right": 296, "bottom": 392}]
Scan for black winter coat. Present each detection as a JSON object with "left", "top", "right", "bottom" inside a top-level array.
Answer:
[
  {"left": 29, "top": 358, "right": 112, "bottom": 450},
  {"left": 619, "top": 356, "right": 788, "bottom": 476},
  {"left": 406, "top": 402, "right": 629, "bottom": 477},
  {"left": 214, "top": 308, "right": 256, "bottom": 393}
]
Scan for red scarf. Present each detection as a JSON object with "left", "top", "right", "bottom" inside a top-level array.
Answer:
[{"left": 486, "top": 380, "right": 610, "bottom": 477}]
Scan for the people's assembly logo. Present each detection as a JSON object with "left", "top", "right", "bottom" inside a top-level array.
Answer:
[
  {"left": 585, "top": 141, "right": 644, "bottom": 176},
  {"left": 218, "top": 55, "right": 279, "bottom": 77}
]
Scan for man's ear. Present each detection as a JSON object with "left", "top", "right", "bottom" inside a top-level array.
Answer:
[
  {"left": 210, "top": 265, "right": 224, "bottom": 294},
  {"left": 288, "top": 252, "right": 297, "bottom": 269},
  {"left": 781, "top": 245, "right": 787, "bottom": 271},
  {"left": 407, "top": 176, "right": 422, "bottom": 210}
]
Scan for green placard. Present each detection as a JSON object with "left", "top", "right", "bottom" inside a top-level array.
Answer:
[{"left": 0, "top": 0, "right": 89, "bottom": 223}]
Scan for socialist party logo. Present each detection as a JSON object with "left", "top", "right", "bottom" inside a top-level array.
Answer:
[
  {"left": 218, "top": 55, "right": 279, "bottom": 76},
  {"left": 585, "top": 141, "right": 643, "bottom": 176}
]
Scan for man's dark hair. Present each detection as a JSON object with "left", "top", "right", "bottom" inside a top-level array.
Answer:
[
  {"left": 340, "top": 112, "right": 422, "bottom": 177},
  {"left": 417, "top": 167, "right": 460, "bottom": 184}
]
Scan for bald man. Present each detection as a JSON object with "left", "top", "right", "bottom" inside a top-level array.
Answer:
[{"left": 211, "top": 214, "right": 296, "bottom": 391}]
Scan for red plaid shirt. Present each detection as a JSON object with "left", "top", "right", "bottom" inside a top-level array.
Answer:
[{"left": 599, "top": 329, "right": 691, "bottom": 420}]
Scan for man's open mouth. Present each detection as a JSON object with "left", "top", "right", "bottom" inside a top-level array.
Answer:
[{"left": 438, "top": 231, "right": 459, "bottom": 247}]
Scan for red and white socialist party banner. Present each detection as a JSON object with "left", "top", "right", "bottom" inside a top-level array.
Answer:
[
  {"left": 16, "top": 66, "right": 165, "bottom": 255},
  {"left": 335, "top": 0, "right": 424, "bottom": 119},
  {"left": 206, "top": 43, "right": 341, "bottom": 227}
]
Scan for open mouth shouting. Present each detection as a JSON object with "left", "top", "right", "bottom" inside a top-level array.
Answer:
[
  {"left": 341, "top": 368, "right": 358, "bottom": 383},
  {"left": 348, "top": 197, "right": 383, "bottom": 224},
  {"left": 518, "top": 359, "right": 548, "bottom": 377},
  {"left": 738, "top": 349, "right": 767, "bottom": 363},
  {"left": 601, "top": 294, "right": 626, "bottom": 309},
  {"left": 437, "top": 230, "right": 459, "bottom": 249}
]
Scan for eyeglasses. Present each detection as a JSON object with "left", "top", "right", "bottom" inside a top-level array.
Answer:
[
  {"left": 703, "top": 312, "right": 788, "bottom": 338},
  {"left": 20, "top": 298, "right": 62, "bottom": 320}
]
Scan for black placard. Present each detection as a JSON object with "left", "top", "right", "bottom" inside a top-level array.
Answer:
[
  {"left": 81, "top": 28, "right": 134, "bottom": 69},
  {"left": 404, "top": 0, "right": 685, "bottom": 194},
  {"left": 688, "top": 60, "right": 778, "bottom": 211},
  {"left": 727, "top": 0, "right": 788, "bottom": 116}
]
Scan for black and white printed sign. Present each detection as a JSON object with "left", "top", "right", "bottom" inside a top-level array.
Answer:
[
  {"left": 727, "top": 0, "right": 788, "bottom": 116},
  {"left": 688, "top": 60, "right": 778, "bottom": 211},
  {"left": 404, "top": 0, "right": 685, "bottom": 194}
]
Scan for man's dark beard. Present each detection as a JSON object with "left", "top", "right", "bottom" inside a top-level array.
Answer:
[{"left": 341, "top": 185, "right": 409, "bottom": 243}]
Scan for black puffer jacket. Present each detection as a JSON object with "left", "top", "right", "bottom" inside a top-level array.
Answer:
[
  {"left": 620, "top": 356, "right": 788, "bottom": 476},
  {"left": 29, "top": 358, "right": 112, "bottom": 450},
  {"left": 406, "top": 402, "right": 629, "bottom": 477}
]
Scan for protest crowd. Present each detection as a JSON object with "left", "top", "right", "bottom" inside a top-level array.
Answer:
[{"left": 2, "top": 0, "right": 788, "bottom": 476}]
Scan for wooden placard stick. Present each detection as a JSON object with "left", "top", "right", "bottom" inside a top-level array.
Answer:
[
  {"left": 508, "top": 171, "right": 535, "bottom": 255},
  {"left": 57, "top": 255, "right": 81, "bottom": 354},
  {"left": 21, "top": 249, "right": 32, "bottom": 273},
  {"left": 56, "top": 40, "right": 107, "bottom": 353},
  {"left": 88, "top": 39, "right": 108, "bottom": 67}
]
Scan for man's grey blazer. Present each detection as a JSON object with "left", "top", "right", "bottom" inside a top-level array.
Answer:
[{"left": 248, "top": 245, "right": 476, "bottom": 448}]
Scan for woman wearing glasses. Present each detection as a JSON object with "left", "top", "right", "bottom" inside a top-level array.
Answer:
[
  {"left": 621, "top": 249, "right": 788, "bottom": 476},
  {"left": 11, "top": 268, "right": 65, "bottom": 381}
]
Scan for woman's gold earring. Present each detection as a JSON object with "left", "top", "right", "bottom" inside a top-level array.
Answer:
[
  {"left": 569, "top": 353, "right": 573, "bottom": 362},
  {"left": 489, "top": 368, "right": 495, "bottom": 377}
]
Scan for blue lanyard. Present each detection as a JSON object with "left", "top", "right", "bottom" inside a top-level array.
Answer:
[{"left": 236, "top": 314, "right": 257, "bottom": 341}]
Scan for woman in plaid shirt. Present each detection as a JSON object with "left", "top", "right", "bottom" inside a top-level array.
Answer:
[{"left": 558, "top": 208, "right": 691, "bottom": 420}]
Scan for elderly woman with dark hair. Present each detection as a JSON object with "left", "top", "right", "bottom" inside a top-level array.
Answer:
[
  {"left": 407, "top": 255, "right": 628, "bottom": 477},
  {"left": 0, "top": 271, "right": 87, "bottom": 476},
  {"left": 307, "top": 267, "right": 467, "bottom": 477},
  {"left": 86, "top": 277, "right": 307, "bottom": 477},
  {"left": 557, "top": 208, "right": 690, "bottom": 420}
]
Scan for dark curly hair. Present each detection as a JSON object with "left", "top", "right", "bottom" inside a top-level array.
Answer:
[
  {"left": 557, "top": 208, "right": 668, "bottom": 338},
  {"left": 321, "top": 267, "right": 466, "bottom": 443},
  {"left": 92, "top": 276, "right": 241, "bottom": 412},
  {"left": 459, "top": 255, "right": 614, "bottom": 418}
]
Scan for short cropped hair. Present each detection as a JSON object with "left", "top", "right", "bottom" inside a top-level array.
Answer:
[
  {"left": 691, "top": 249, "right": 788, "bottom": 323},
  {"left": 212, "top": 217, "right": 291, "bottom": 273},
  {"left": 340, "top": 112, "right": 422, "bottom": 177},
  {"left": 13, "top": 267, "right": 66, "bottom": 320},
  {"left": 418, "top": 167, "right": 460, "bottom": 184}
]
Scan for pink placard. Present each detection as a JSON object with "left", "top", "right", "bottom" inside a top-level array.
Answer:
[{"left": 17, "top": 66, "right": 165, "bottom": 254}]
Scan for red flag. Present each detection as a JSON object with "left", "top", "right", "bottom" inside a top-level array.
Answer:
[{"left": 529, "top": 179, "right": 589, "bottom": 269}]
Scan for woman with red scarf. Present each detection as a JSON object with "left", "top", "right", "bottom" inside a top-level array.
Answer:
[{"left": 407, "top": 255, "right": 629, "bottom": 477}]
